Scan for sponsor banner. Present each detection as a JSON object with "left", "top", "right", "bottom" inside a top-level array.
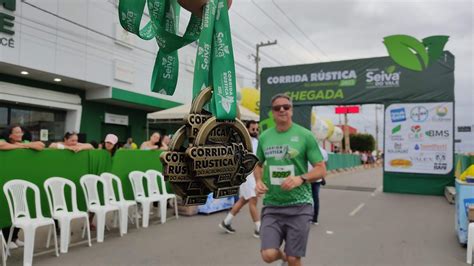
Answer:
[{"left": 385, "top": 102, "right": 453, "bottom": 174}]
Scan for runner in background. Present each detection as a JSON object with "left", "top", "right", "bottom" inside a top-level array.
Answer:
[
  {"left": 219, "top": 120, "right": 261, "bottom": 238},
  {"left": 310, "top": 146, "right": 329, "bottom": 225}
]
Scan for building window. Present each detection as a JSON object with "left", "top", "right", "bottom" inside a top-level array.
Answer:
[
  {"left": 0, "top": 107, "right": 7, "bottom": 128},
  {"left": 0, "top": 104, "right": 66, "bottom": 143}
]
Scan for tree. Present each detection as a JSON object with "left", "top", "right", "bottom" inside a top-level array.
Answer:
[{"left": 342, "top": 133, "right": 375, "bottom": 152}]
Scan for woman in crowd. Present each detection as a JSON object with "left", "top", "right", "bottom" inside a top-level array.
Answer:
[
  {"left": 0, "top": 125, "right": 44, "bottom": 151},
  {"left": 160, "top": 134, "right": 171, "bottom": 150},
  {"left": 140, "top": 132, "right": 161, "bottom": 150},
  {"left": 0, "top": 125, "right": 45, "bottom": 249},
  {"left": 49, "top": 132, "right": 94, "bottom": 152},
  {"left": 85, "top": 133, "right": 120, "bottom": 230},
  {"left": 103, "top": 134, "right": 119, "bottom": 156}
]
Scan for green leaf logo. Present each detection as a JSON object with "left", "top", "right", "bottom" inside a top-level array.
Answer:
[
  {"left": 422, "top": 36, "right": 449, "bottom": 65},
  {"left": 383, "top": 35, "right": 449, "bottom": 71},
  {"left": 392, "top": 124, "right": 401, "bottom": 134}
]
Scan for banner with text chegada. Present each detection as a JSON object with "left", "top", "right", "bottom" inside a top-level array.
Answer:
[
  {"left": 260, "top": 52, "right": 454, "bottom": 129},
  {"left": 384, "top": 102, "right": 453, "bottom": 174}
]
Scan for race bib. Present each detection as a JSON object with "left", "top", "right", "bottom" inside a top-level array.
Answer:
[{"left": 269, "top": 165, "right": 295, "bottom": 185}]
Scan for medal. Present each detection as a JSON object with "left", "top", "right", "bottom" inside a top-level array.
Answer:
[
  {"left": 121, "top": 0, "right": 258, "bottom": 205},
  {"left": 161, "top": 88, "right": 258, "bottom": 204}
]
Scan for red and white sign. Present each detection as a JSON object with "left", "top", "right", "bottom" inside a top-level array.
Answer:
[{"left": 335, "top": 106, "right": 360, "bottom": 114}]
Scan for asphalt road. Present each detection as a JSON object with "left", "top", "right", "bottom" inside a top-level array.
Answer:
[{"left": 6, "top": 167, "right": 467, "bottom": 266}]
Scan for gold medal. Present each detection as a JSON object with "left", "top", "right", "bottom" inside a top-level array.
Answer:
[
  {"left": 162, "top": 87, "right": 258, "bottom": 204},
  {"left": 188, "top": 116, "right": 258, "bottom": 198},
  {"left": 160, "top": 126, "right": 210, "bottom": 206}
]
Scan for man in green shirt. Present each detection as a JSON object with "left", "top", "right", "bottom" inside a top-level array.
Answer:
[{"left": 255, "top": 94, "right": 326, "bottom": 266}]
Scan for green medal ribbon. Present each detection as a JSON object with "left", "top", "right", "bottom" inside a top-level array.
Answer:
[
  {"left": 119, "top": 0, "right": 237, "bottom": 120},
  {"left": 118, "top": 0, "right": 201, "bottom": 95},
  {"left": 193, "top": 0, "right": 237, "bottom": 120}
]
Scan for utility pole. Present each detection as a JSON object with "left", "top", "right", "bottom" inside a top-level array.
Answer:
[
  {"left": 254, "top": 40, "right": 277, "bottom": 90},
  {"left": 344, "top": 113, "right": 350, "bottom": 153}
]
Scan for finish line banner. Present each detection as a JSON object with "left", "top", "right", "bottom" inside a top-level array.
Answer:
[{"left": 260, "top": 52, "right": 455, "bottom": 129}]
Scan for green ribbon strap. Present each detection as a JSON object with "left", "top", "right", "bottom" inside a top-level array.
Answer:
[
  {"left": 192, "top": 0, "right": 237, "bottom": 120},
  {"left": 118, "top": 0, "right": 201, "bottom": 95}
]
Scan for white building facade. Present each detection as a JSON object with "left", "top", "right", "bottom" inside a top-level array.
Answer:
[{"left": 0, "top": 0, "right": 239, "bottom": 144}]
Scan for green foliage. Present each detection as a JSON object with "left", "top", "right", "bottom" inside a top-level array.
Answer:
[{"left": 342, "top": 133, "right": 375, "bottom": 152}]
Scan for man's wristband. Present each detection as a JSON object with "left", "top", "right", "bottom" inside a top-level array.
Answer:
[{"left": 299, "top": 174, "right": 308, "bottom": 184}]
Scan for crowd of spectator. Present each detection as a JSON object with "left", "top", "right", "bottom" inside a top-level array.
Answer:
[
  {"left": 0, "top": 124, "right": 173, "bottom": 249},
  {"left": 0, "top": 126, "right": 171, "bottom": 153}
]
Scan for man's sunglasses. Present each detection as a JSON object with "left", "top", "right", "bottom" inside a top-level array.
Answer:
[{"left": 272, "top": 104, "right": 292, "bottom": 111}]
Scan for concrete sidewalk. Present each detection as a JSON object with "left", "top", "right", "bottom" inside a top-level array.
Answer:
[{"left": 5, "top": 167, "right": 467, "bottom": 265}]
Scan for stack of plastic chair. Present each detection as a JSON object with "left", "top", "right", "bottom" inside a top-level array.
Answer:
[
  {"left": 79, "top": 174, "right": 120, "bottom": 243},
  {"left": 129, "top": 171, "right": 163, "bottom": 227},
  {"left": 43, "top": 177, "right": 92, "bottom": 253},
  {"left": 1, "top": 231, "right": 6, "bottom": 266},
  {"left": 100, "top": 172, "right": 139, "bottom": 235},
  {"left": 3, "top": 179, "right": 59, "bottom": 266},
  {"left": 145, "top": 170, "right": 178, "bottom": 224}
]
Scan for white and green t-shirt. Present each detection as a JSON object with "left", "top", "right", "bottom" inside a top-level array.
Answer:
[{"left": 257, "top": 123, "right": 323, "bottom": 206}]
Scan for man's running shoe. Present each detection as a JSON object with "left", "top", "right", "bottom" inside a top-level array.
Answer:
[
  {"left": 219, "top": 221, "right": 236, "bottom": 234},
  {"left": 253, "top": 229, "right": 260, "bottom": 238}
]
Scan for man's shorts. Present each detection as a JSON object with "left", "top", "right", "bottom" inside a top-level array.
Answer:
[
  {"left": 260, "top": 204, "right": 313, "bottom": 257},
  {"left": 239, "top": 174, "right": 256, "bottom": 200}
]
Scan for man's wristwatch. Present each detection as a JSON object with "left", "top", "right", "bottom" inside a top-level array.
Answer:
[{"left": 299, "top": 174, "right": 309, "bottom": 184}]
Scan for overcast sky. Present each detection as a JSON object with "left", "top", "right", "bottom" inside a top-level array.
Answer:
[
  {"left": 175, "top": 0, "right": 472, "bottom": 149},
  {"left": 209, "top": 0, "right": 473, "bottom": 148}
]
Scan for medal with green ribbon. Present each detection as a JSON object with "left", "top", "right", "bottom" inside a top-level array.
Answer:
[{"left": 120, "top": 0, "right": 256, "bottom": 202}]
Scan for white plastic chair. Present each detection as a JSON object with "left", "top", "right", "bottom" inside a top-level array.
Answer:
[
  {"left": 100, "top": 173, "right": 139, "bottom": 235},
  {"left": 79, "top": 174, "right": 120, "bottom": 243},
  {"left": 128, "top": 171, "right": 164, "bottom": 227},
  {"left": 467, "top": 222, "right": 474, "bottom": 264},
  {"left": 3, "top": 179, "right": 59, "bottom": 266},
  {"left": 145, "top": 170, "right": 178, "bottom": 223},
  {"left": 1, "top": 231, "right": 6, "bottom": 266},
  {"left": 43, "top": 177, "right": 92, "bottom": 253}
]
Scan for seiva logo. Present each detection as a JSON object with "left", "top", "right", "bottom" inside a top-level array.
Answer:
[{"left": 383, "top": 35, "right": 449, "bottom": 71}]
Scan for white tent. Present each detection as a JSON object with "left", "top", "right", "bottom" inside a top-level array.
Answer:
[{"left": 147, "top": 103, "right": 259, "bottom": 122}]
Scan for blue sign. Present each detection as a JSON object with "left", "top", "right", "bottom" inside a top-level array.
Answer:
[{"left": 390, "top": 108, "right": 406, "bottom": 122}]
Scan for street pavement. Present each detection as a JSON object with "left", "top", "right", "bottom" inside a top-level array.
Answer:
[{"left": 5, "top": 167, "right": 467, "bottom": 265}]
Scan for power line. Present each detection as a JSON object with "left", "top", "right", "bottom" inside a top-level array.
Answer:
[
  {"left": 250, "top": 0, "right": 321, "bottom": 62},
  {"left": 231, "top": 9, "right": 273, "bottom": 40},
  {"left": 271, "top": 0, "right": 331, "bottom": 61},
  {"left": 231, "top": 9, "right": 308, "bottom": 65},
  {"left": 22, "top": 1, "right": 158, "bottom": 56},
  {"left": 16, "top": 17, "right": 257, "bottom": 83},
  {"left": 232, "top": 31, "right": 284, "bottom": 66},
  {"left": 21, "top": 1, "right": 256, "bottom": 80},
  {"left": 106, "top": 0, "right": 287, "bottom": 68}
]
